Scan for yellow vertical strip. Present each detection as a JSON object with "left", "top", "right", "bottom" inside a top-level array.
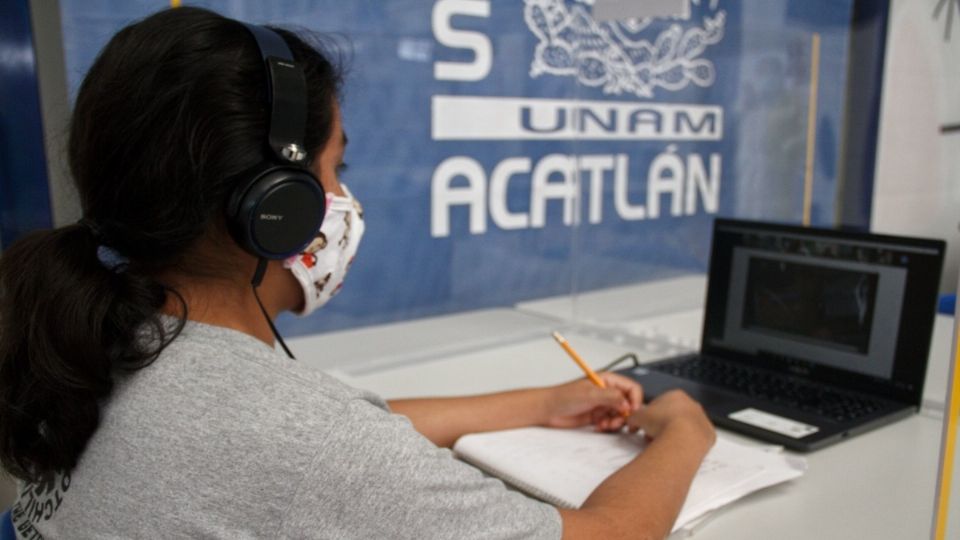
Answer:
[
  {"left": 802, "top": 33, "right": 821, "bottom": 227},
  {"left": 934, "top": 317, "right": 960, "bottom": 540}
]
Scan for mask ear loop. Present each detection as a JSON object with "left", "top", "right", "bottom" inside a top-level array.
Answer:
[{"left": 251, "top": 258, "right": 296, "bottom": 359}]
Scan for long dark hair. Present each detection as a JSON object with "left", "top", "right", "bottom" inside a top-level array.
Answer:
[{"left": 0, "top": 7, "right": 343, "bottom": 482}]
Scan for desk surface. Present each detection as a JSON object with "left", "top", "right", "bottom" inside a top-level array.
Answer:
[{"left": 290, "top": 275, "right": 957, "bottom": 540}]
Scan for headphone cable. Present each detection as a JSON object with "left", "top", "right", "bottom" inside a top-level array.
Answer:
[{"left": 251, "top": 258, "right": 296, "bottom": 359}]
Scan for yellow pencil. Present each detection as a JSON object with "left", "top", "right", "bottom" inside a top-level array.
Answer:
[{"left": 551, "top": 331, "right": 606, "bottom": 388}]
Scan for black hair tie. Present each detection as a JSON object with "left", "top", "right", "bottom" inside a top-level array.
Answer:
[{"left": 78, "top": 218, "right": 129, "bottom": 272}]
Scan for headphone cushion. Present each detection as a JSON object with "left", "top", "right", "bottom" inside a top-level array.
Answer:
[{"left": 228, "top": 167, "right": 326, "bottom": 259}]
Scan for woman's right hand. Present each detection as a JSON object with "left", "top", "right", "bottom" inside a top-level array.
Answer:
[{"left": 626, "top": 390, "right": 716, "bottom": 448}]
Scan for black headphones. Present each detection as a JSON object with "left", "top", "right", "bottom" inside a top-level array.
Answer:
[{"left": 226, "top": 23, "right": 326, "bottom": 261}]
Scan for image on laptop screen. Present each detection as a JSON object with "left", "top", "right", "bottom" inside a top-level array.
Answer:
[{"left": 742, "top": 258, "right": 879, "bottom": 355}]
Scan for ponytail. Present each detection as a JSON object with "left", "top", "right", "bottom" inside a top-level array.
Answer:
[{"left": 0, "top": 224, "right": 181, "bottom": 481}]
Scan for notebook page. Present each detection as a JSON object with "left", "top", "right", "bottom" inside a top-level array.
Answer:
[
  {"left": 454, "top": 427, "right": 805, "bottom": 531},
  {"left": 455, "top": 427, "right": 642, "bottom": 508},
  {"left": 675, "top": 440, "right": 804, "bottom": 526},
  {"left": 678, "top": 450, "right": 807, "bottom": 526}
]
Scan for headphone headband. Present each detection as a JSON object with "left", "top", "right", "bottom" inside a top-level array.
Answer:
[{"left": 240, "top": 23, "right": 309, "bottom": 164}]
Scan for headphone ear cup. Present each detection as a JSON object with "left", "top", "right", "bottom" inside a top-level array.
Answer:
[{"left": 228, "top": 166, "right": 326, "bottom": 259}]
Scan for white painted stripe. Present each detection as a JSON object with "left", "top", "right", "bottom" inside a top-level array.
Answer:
[{"left": 431, "top": 95, "right": 723, "bottom": 141}]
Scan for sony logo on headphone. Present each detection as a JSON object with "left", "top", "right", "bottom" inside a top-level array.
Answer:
[{"left": 259, "top": 214, "right": 284, "bottom": 221}]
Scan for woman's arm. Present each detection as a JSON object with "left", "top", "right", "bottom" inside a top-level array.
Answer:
[
  {"left": 392, "top": 376, "right": 715, "bottom": 538},
  {"left": 387, "top": 372, "right": 642, "bottom": 447},
  {"left": 560, "top": 390, "right": 717, "bottom": 539}
]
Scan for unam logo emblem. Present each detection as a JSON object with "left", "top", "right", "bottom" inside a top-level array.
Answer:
[{"left": 524, "top": 0, "right": 726, "bottom": 98}]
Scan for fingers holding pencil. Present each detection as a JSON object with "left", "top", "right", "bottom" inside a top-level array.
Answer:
[
  {"left": 586, "top": 373, "right": 644, "bottom": 432},
  {"left": 551, "top": 332, "right": 643, "bottom": 426},
  {"left": 541, "top": 377, "right": 640, "bottom": 431},
  {"left": 597, "top": 371, "right": 643, "bottom": 414},
  {"left": 551, "top": 332, "right": 643, "bottom": 407}
]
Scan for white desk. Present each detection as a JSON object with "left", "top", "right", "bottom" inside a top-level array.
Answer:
[{"left": 290, "top": 276, "right": 957, "bottom": 540}]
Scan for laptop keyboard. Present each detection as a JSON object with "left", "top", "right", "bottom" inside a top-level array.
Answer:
[{"left": 651, "top": 356, "right": 884, "bottom": 422}]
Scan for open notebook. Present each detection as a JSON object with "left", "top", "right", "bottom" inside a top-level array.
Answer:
[{"left": 453, "top": 427, "right": 805, "bottom": 533}]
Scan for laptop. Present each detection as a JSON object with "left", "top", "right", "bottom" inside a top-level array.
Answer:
[{"left": 620, "top": 218, "right": 946, "bottom": 451}]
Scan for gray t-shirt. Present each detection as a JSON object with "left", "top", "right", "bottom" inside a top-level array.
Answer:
[{"left": 11, "top": 319, "right": 561, "bottom": 539}]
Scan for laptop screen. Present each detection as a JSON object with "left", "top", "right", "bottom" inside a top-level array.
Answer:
[{"left": 702, "top": 219, "right": 945, "bottom": 403}]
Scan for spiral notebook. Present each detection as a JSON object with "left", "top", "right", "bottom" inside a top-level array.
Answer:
[{"left": 453, "top": 427, "right": 805, "bottom": 533}]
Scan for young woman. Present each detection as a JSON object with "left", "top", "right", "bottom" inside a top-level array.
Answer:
[{"left": 0, "top": 7, "right": 714, "bottom": 539}]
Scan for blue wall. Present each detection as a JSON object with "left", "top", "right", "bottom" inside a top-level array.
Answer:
[{"left": 44, "top": 0, "right": 879, "bottom": 335}]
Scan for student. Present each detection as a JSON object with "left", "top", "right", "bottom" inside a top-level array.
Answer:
[{"left": 0, "top": 7, "right": 714, "bottom": 539}]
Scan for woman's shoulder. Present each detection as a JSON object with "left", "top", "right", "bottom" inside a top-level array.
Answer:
[
  {"left": 115, "top": 317, "right": 388, "bottom": 435},
  {"left": 90, "top": 316, "right": 397, "bottom": 481},
  {"left": 167, "top": 318, "right": 370, "bottom": 391}
]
